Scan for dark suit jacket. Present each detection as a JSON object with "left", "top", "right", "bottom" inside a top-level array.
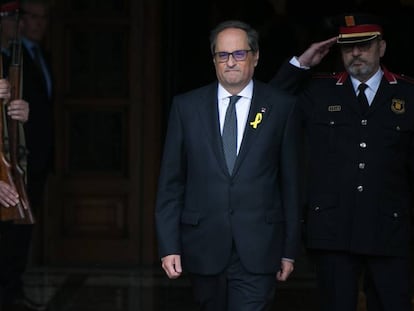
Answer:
[
  {"left": 155, "top": 80, "right": 301, "bottom": 275},
  {"left": 272, "top": 61, "right": 414, "bottom": 257},
  {"left": 21, "top": 43, "right": 54, "bottom": 177}
]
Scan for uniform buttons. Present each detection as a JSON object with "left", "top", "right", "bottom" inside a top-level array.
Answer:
[
  {"left": 393, "top": 212, "right": 399, "bottom": 218},
  {"left": 359, "top": 163, "right": 365, "bottom": 169},
  {"left": 329, "top": 121, "right": 335, "bottom": 125},
  {"left": 314, "top": 206, "right": 320, "bottom": 212},
  {"left": 361, "top": 119, "right": 367, "bottom": 126},
  {"left": 357, "top": 185, "right": 364, "bottom": 192},
  {"left": 396, "top": 126, "right": 401, "bottom": 131},
  {"left": 360, "top": 142, "right": 367, "bottom": 148}
]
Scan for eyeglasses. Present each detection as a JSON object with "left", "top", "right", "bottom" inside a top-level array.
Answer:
[
  {"left": 340, "top": 40, "right": 376, "bottom": 53},
  {"left": 214, "top": 49, "right": 252, "bottom": 63}
]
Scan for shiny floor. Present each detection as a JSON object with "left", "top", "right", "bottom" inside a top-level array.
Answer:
[
  {"left": 22, "top": 263, "right": 411, "bottom": 311},
  {"left": 24, "top": 264, "right": 321, "bottom": 311}
]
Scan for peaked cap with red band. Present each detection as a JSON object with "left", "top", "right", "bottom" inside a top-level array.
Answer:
[
  {"left": 336, "top": 13, "right": 383, "bottom": 44},
  {"left": 0, "top": 0, "right": 19, "bottom": 16}
]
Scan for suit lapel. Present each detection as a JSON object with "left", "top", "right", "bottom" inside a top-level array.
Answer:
[
  {"left": 233, "top": 83, "right": 272, "bottom": 176},
  {"left": 197, "top": 83, "right": 275, "bottom": 177},
  {"left": 197, "top": 84, "right": 229, "bottom": 174}
]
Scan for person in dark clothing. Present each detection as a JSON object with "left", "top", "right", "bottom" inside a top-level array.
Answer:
[
  {"left": 0, "top": 0, "right": 52, "bottom": 310},
  {"left": 156, "top": 20, "right": 301, "bottom": 311},
  {"left": 272, "top": 13, "right": 413, "bottom": 311}
]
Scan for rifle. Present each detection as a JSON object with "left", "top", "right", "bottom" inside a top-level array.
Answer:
[
  {"left": 6, "top": 8, "right": 34, "bottom": 224},
  {"left": 0, "top": 50, "right": 24, "bottom": 221},
  {"left": 0, "top": 11, "right": 25, "bottom": 222}
]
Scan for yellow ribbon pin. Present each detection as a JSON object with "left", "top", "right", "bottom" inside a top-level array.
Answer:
[{"left": 250, "top": 112, "right": 262, "bottom": 129}]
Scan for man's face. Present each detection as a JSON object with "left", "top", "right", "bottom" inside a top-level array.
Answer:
[
  {"left": 20, "top": 3, "right": 48, "bottom": 43},
  {"left": 213, "top": 28, "right": 259, "bottom": 93},
  {"left": 340, "top": 38, "right": 386, "bottom": 82}
]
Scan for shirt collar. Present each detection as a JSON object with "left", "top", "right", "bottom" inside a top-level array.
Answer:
[
  {"left": 218, "top": 80, "right": 253, "bottom": 101},
  {"left": 351, "top": 68, "right": 383, "bottom": 93}
]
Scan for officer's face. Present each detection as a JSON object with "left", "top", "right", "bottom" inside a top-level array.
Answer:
[{"left": 340, "top": 38, "right": 386, "bottom": 82}]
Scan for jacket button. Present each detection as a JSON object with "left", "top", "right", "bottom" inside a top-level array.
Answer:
[
  {"left": 359, "top": 163, "right": 365, "bottom": 169},
  {"left": 393, "top": 212, "right": 399, "bottom": 218},
  {"left": 361, "top": 119, "right": 367, "bottom": 126},
  {"left": 357, "top": 185, "right": 363, "bottom": 192},
  {"left": 314, "top": 206, "right": 320, "bottom": 212},
  {"left": 360, "top": 142, "right": 367, "bottom": 148}
]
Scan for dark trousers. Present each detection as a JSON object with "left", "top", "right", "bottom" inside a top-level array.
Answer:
[
  {"left": 0, "top": 171, "right": 47, "bottom": 305},
  {"left": 310, "top": 250, "right": 412, "bottom": 311},
  {"left": 0, "top": 222, "right": 33, "bottom": 304},
  {"left": 189, "top": 246, "right": 277, "bottom": 311}
]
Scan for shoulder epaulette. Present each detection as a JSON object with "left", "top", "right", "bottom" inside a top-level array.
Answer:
[
  {"left": 311, "top": 71, "right": 348, "bottom": 85},
  {"left": 393, "top": 72, "right": 414, "bottom": 84},
  {"left": 382, "top": 66, "right": 398, "bottom": 84},
  {"left": 312, "top": 72, "right": 344, "bottom": 79},
  {"left": 312, "top": 72, "right": 334, "bottom": 78}
]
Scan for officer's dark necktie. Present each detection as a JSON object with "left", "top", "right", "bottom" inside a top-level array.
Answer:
[
  {"left": 222, "top": 95, "right": 241, "bottom": 174},
  {"left": 358, "top": 83, "right": 369, "bottom": 114}
]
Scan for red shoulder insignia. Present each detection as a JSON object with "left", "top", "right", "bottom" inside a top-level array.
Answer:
[
  {"left": 335, "top": 72, "right": 348, "bottom": 85},
  {"left": 382, "top": 66, "right": 398, "bottom": 84},
  {"left": 393, "top": 73, "right": 414, "bottom": 84},
  {"left": 380, "top": 65, "right": 414, "bottom": 85}
]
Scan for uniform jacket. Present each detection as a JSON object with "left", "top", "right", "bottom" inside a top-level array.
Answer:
[
  {"left": 272, "top": 61, "right": 414, "bottom": 256},
  {"left": 155, "top": 80, "right": 301, "bottom": 275}
]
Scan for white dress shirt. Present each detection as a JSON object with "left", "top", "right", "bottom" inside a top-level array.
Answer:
[
  {"left": 217, "top": 80, "right": 253, "bottom": 154},
  {"left": 350, "top": 69, "right": 383, "bottom": 106}
]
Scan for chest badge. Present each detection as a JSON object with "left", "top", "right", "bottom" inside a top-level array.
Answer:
[
  {"left": 391, "top": 99, "right": 405, "bottom": 114},
  {"left": 328, "top": 105, "right": 341, "bottom": 112}
]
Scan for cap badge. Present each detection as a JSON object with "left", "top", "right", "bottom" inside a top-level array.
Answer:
[
  {"left": 391, "top": 98, "right": 405, "bottom": 114},
  {"left": 345, "top": 16, "right": 355, "bottom": 27}
]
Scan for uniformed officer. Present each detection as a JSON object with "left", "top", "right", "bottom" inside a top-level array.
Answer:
[{"left": 271, "top": 13, "right": 414, "bottom": 311}]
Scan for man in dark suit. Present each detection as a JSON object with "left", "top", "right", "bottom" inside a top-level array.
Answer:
[
  {"left": 272, "top": 13, "right": 414, "bottom": 311},
  {"left": 155, "top": 20, "right": 301, "bottom": 311},
  {"left": 20, "top": 0, "right": 54, "bottom": 208},
  {"left": 0, "top": 1, "right": 52, "bottom": 310}
]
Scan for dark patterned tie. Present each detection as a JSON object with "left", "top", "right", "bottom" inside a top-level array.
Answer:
[
  {"left": 358, "top": 83, "right": 369, "bottom": 114},
  {"left": 222, "top": 95, "right": 241, "bottom": 174}
]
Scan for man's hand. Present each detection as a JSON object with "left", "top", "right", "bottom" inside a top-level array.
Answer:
[
  {"left": 297, "top": 36, "right": 337, "bottom": 68},
  {"left": 7, "top": 99, "right": 29, "bottom": 122},
  {"left": 276, "top": 259, "right": 294, "bottom": 281},
  {"left": 161, "top": 254, "right": 182, "bottom": 279},
  {"left": 0, "top": 180, "right": 19, "bottom": 207},
  {"left": 0, "top": 79, "right": 10, "bottom": 100}
]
